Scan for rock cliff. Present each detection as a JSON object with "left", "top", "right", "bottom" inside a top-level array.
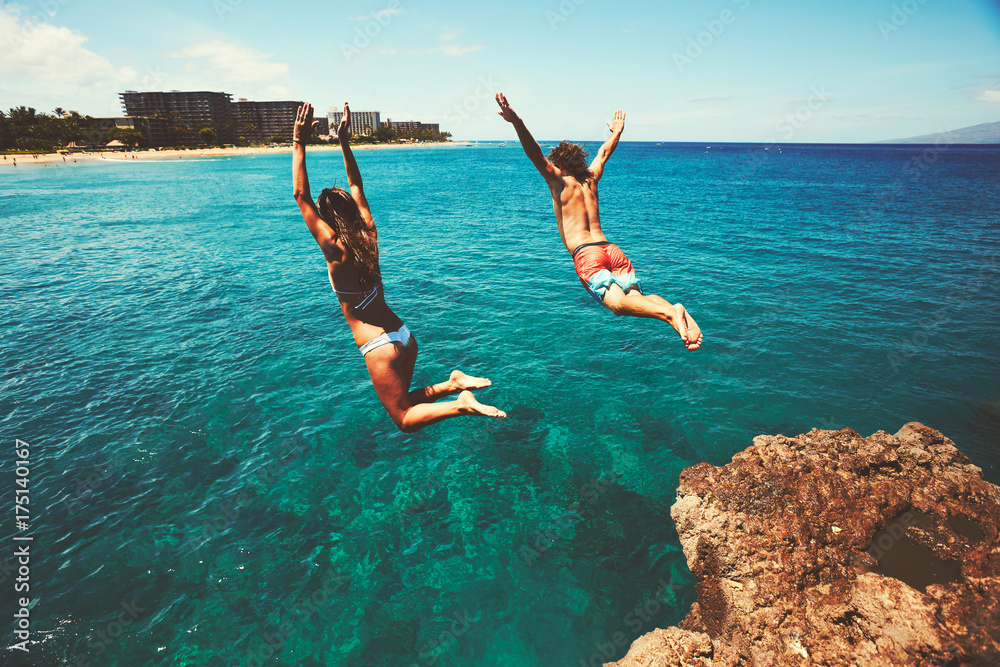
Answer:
[{"left": 608, "top": 423, "right": 1000, "bottom": 666}]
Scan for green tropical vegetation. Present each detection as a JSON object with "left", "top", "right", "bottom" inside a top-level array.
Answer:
[
  {"left": 198, "top": 127, "right": 218, "bottom": 146},
  {"left": 104, "top": 127, "right": 146, "bottom": 148},
  {"left": 372, "top": 125, "right": 452, "bottom": 143},
  {"left": 0, "top": 106, "right": 154, "bottom": 151},
  {"left": 1, "top": 104, "right": 452, "bottom": 153},
  {"left": 1, "top": 107, "right": 85, "bottom": 151}
]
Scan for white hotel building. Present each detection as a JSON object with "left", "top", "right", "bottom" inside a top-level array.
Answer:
[{"left": 328, "top": 108, "right": 381, "bottom": 136}]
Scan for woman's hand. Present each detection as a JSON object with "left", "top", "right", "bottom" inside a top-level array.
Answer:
[
  {"left": 337, "top": 102, "right": 351, "bottom": 138},
  {"left": 294, "top": 103, "right": 319, "bottom": 145}
]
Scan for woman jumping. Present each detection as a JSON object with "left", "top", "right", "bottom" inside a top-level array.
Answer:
[{"left": 292, "top": 102, "right": 506, "bottom": 432}]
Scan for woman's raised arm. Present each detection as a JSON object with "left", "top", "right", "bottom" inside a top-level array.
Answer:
[
  {"left": 335, "top": 102, "right": 374, "bottom": 227},
  {"left": 292, "top": 103, "right": 336, "bottom": 250}
]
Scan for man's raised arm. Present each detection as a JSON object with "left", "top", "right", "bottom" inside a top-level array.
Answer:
[
  {"left": 589, "top": 109, "right": 625, "bottom": 182},
  {"left": 495, "top": 92, "right": 562, "bottom": 186}
]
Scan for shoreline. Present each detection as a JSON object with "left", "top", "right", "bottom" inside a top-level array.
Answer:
[{"left": 0, "top": 141, "right": 473, "bottom": 167}]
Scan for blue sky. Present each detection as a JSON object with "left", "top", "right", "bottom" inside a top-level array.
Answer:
[{"left": 1, "top": 0, "right": 998, "bottom": 142}]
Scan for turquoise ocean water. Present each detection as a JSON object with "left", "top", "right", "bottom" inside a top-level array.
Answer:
[{"left": 2, "top": 142, "right": 999, "bottom": 665}]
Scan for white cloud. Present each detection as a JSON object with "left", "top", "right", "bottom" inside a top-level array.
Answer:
[
  {"left": 438, "top": 26, "right": 462, "bottom": 42},
  {"left": 0, "top": 6, "right": 134, "bottom": 85},
  {"left": 171, "top": 40, "right": 289, "bottom": 83},
  {"left": 432, "top": 43, "right": 486, "bottom": 57},
  {"left": 352, "top": 7, "right": 404, "bottom": 21},
  {"left": 428, "top": 26, "right": 484, "bottom": 57},
  {"left": 0, "top": 5, "right": 140, "bottom": 114},
  {"left": 977, "top": 90, "right": 1000, "bottom": 102}
]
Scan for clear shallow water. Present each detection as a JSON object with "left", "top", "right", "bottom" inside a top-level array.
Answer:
[{"left": 2, "top": 142, "right": 999, "bottom": 666}]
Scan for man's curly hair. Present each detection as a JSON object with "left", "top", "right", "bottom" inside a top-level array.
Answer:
[{"left": 547, "top": 141, "right": 593, "bottom": 183}]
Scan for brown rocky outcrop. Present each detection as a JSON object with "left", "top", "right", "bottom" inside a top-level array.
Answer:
[{"left": 608, "top": 423, "right": 1000, "bottom": 666}]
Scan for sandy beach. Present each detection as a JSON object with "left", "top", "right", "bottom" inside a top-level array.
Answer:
[{"left": 0, "top": 141, "right": 473, "bottom": 167}]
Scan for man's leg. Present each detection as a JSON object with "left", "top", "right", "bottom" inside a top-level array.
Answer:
[{"left": 602, "top": 285, "right": 703, "bottom": 351}]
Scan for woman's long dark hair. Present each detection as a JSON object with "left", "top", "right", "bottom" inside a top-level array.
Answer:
[{"left": 317, "top": 187, "right": 381, "bottom": 289}]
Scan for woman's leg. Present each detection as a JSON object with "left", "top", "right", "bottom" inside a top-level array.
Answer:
[
  {"left": 398, "top": 390, "right": 506, "bottom": 433},
  {"left": 364, "top": 340, "right": 504, "bottom": 433},
  {"left": 396, "top": 334, "right": 492, "bottom": 405},
  {"left": 408, "top": 370, "right": 492, "bottom": 405}
]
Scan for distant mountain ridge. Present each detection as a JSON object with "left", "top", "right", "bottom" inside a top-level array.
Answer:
[{"left": 882, "top": 121, "right": 1000, "bottom": 144}]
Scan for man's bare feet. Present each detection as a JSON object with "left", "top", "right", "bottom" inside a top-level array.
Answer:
[
  {"left": 450, "top": 369, "right": 491, "bottom": 391},
  {"left": 671, "top": 303, "right": 703, "bottom": 351},
  {"left": 456, "top": 390, "right": 506, "bottom": 418}
]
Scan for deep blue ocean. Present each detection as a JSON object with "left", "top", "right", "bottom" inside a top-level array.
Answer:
[{"left": 2, "top": 141, "right": 999, "bottom": 666}]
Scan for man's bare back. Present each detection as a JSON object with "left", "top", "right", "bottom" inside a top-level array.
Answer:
[
  {"left": 549, "top": 170, "right": 606, "bottom": 253},
  {"left": 496, "top": 93, "right": 703, "bottom": 351}
]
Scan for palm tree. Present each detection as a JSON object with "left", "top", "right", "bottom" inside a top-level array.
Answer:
[
  {"left": 241, "top": 122, "right": 257, "bottom": 145},
  {"left": 221, "top": 119, "right": 238, "bottom": 145},
  {"left": 155, "top": 110, "right": 186, "bottom": 147}
]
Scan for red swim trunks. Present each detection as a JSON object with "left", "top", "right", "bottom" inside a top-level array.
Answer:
[{"left": 572, "top": 241, "right": 642, "bottom": 303}]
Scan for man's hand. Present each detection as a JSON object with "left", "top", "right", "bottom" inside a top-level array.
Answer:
[
  {"left": 608, "top": 109, "right": 625, "bottom": 135},
  {"left": 294, "top": 103, "right": 319, "bottom": 144},
  {"left": 495, "top": 93, "right": 518, "bottom": 123},
  {"left": 337, "top": 102, "right": 351, "bottom": 137}
]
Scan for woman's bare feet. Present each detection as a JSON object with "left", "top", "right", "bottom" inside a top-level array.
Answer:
[
  {"left": 450, "top": 369, "right": 492, "bottom": 391},
  {"left": 456, "top": 390, "right": 506, "bottom": 418},
  {"left": 671, "top": 303, "right": 703, "bottom": 351}
]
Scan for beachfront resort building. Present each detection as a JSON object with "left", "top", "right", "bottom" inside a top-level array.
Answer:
[
  {"left": 115, "top": 92, "right": 439, "bottom": 145},
  {"left": 120, "top": 91, "right": 237, "bottom": 145},
  {"left": 232, "top": 99, "right": 306, "bottom": 143},
  {"left": 328, "top": 108, "right": 381, "bottom": 136},
  {"left": 383, "top": 119, "right": 441, "bottom": 134},
  {"left": 119, "top": 91, "right": 310, "bottom": 146}
]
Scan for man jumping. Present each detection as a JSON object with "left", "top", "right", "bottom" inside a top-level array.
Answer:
[{"left": 495, "top": 93, "right": 702, "bottom": 351}]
